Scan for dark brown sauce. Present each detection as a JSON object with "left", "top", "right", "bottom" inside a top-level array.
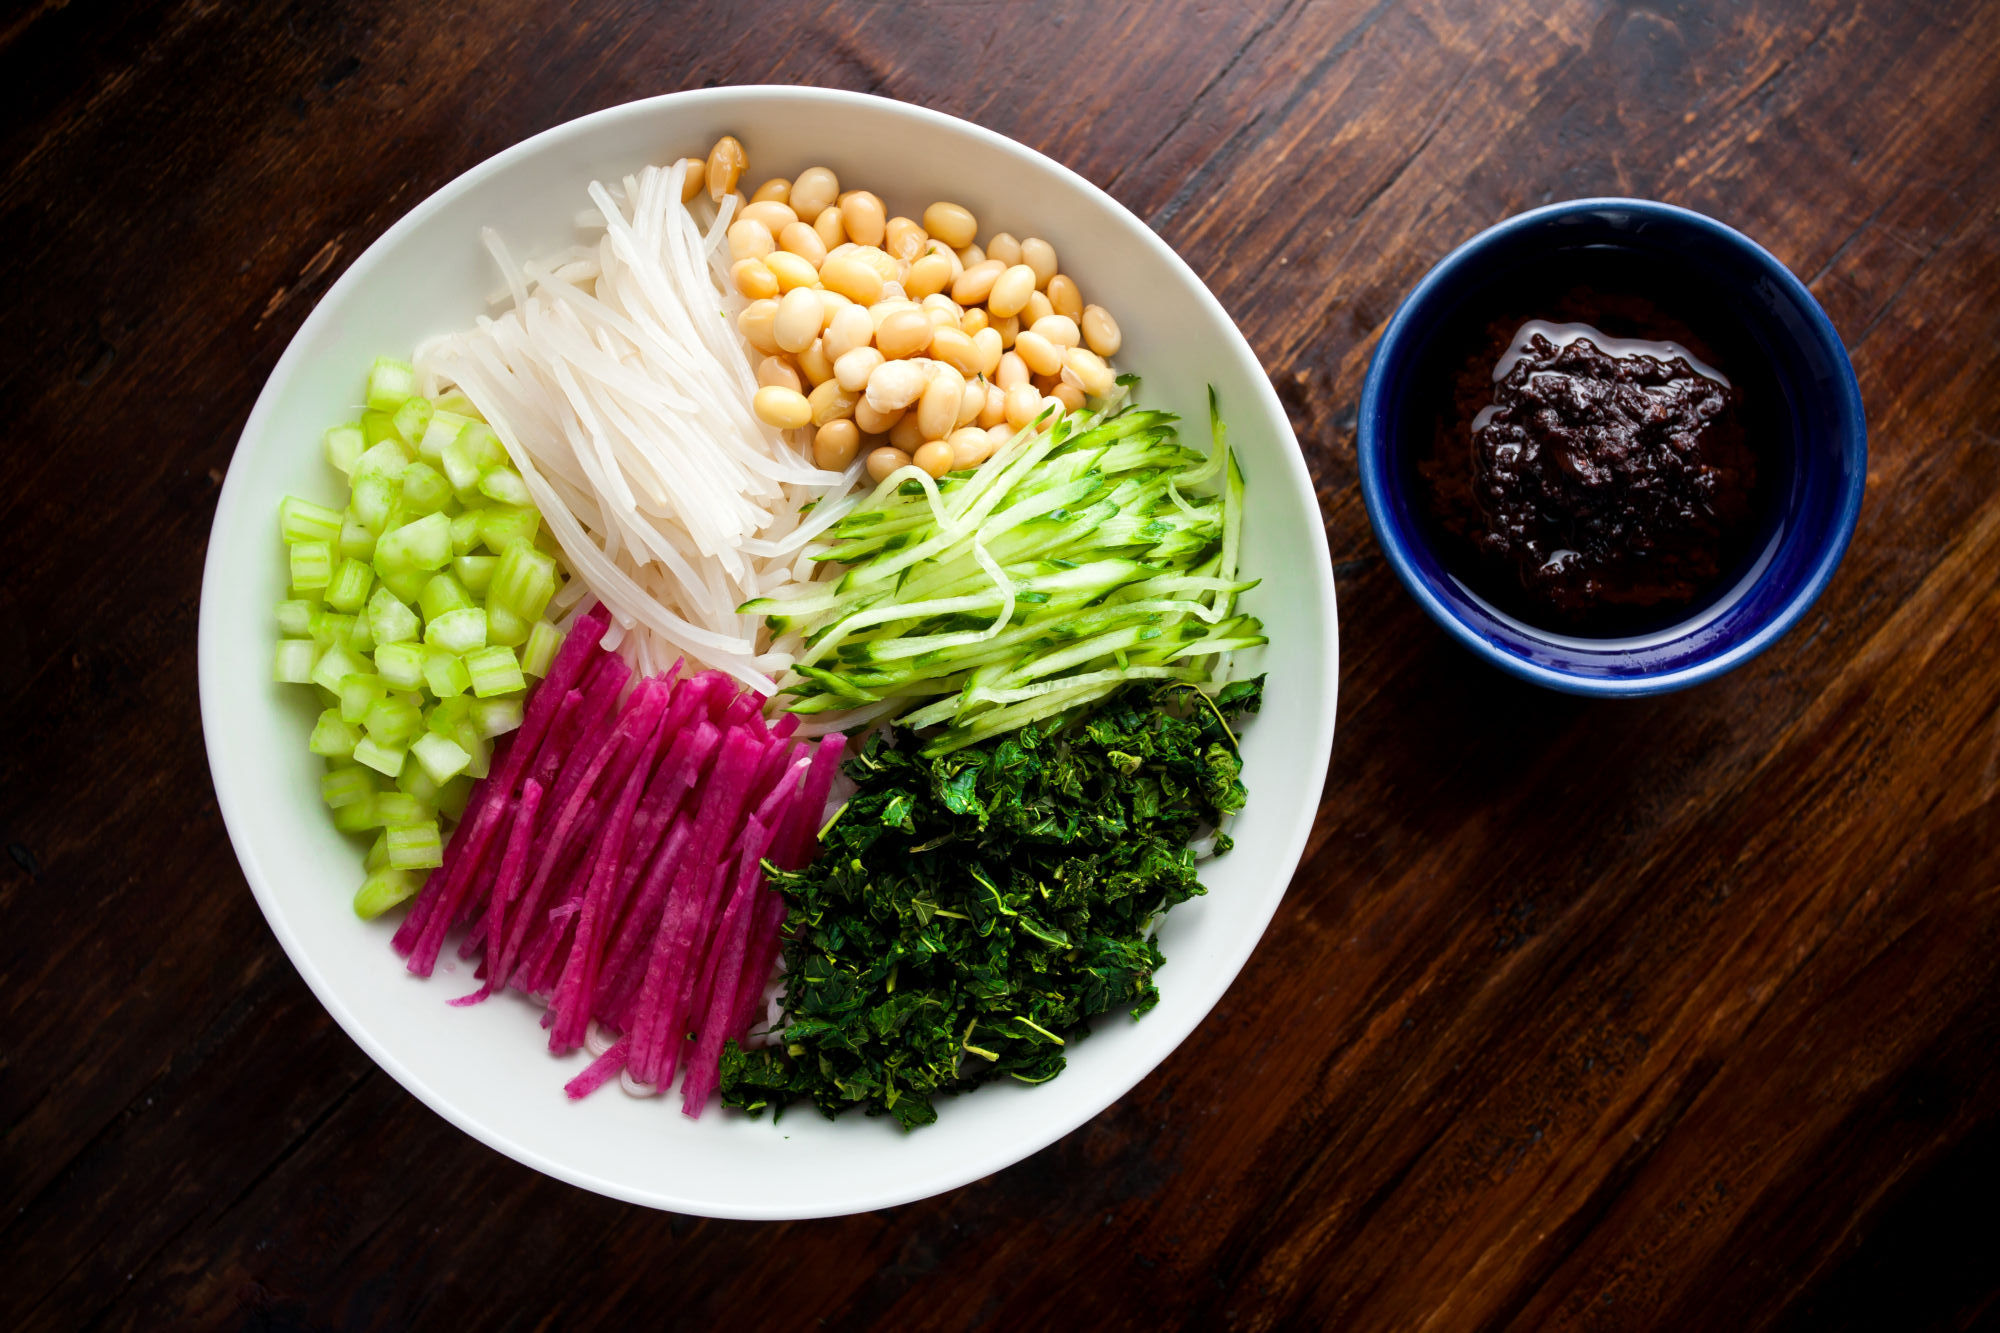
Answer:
[{"left": 1412, "top": 248, "right": 1780, "bottom": 637}]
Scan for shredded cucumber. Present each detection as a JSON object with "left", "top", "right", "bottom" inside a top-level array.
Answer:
[
  {"left": 755, "top": 393, "right": 1264, "bottom": 753},
  {"left": 275, "top": 363, "right": 569, "bottom": 916}
]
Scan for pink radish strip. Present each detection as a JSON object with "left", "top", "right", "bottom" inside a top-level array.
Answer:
[
  {"left": 563, "top": 1040, "right": 628, "bottom": 1100},
  {"left": 625, "top": 727, "right": 764, "bottom": 1084},
  {"left": 545, "top": 693, "right": 677, "bottom": 1051},
  {"left": 594, "top": 816, "right": 695, "bottom": 1028},
  {"left": 716, "top": 688, "right": 759, "bottom": 731},
  {"left": 729, "top": 884, "right": 789, "bottom": 1038},
  {"left": 680, "top": 817, "right": 781, "bottom": 1116},
  {"left": 779, "top": 733, "right": 849, "bottom": 868},
  {"left": 415, "top": 677, "right": 582, "bottom": 970},
  {"left": 683, "top": 811, "right": 778, "bottom": 1061},
  {"left": 660, "top": 753, "right": 808, "bottom": 1086},
  {"left": 771, "top": 711, "right": 800, "bottom": 740},
  {"left": 729, "top": 735, "right": 848, "bottom": 1036},
  {"left": 444, "top": 686, "right": 582, "bottom": 971},
  {"left": 518, "top": 691, "right": 665, "bottom": 997},
  {"left": 600, "top": 717, "right": 720, "bottom": 949},
  {"left": 491, "top": 674, "right": 660, "bottom": 992},
  {"left": 448, "top": 777, "right": 545, "bottom": 1006},
  {"left": 398, "top": 603, "right": 607, "bottom": 963},
  {"left": 624, "top": 748, "right": 756, "bottom": 1080},
  {"left": 398, "top": 784, "right": 508, "bottom": 976},
  {"left": 484, "top": 656, "right": 630, "bottom": 978},
  {"left": 657, "top": 742, "right": 803, "bottom": 1048}
]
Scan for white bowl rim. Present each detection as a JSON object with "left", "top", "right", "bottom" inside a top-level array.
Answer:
[{"left": 198, "top": 84, "right": 1339, "bottom": 1217}]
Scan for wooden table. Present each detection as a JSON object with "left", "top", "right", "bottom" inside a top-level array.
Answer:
[{"left": 7, "top": 1, "right": 1998, "bottom": 1328}]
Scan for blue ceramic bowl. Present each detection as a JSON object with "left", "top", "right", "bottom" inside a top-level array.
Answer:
[{"left": 1356, "top": 198, "right": 1866, "bottom": 695}]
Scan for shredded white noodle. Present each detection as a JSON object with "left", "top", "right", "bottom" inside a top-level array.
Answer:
[{"left": 417, "top": 159, "right": 864, "bottom": 691}]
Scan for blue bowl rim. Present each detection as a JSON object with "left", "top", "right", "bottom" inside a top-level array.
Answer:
[{"left": 1356, "top": 196, "right": 1868, "bottom": 697}]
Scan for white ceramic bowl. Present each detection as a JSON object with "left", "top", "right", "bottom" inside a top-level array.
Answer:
[{"left": 199, "top": 86, "right": 1338, "bottom": 1219}]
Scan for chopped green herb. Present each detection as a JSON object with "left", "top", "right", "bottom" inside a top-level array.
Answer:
[{"left": 719, "top": 677, "right": 1262, "bottom": 1129}]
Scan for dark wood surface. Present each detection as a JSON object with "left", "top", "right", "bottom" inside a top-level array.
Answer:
[{"left": 6, "top": 1, "right": 1999, "bottom": 1328}]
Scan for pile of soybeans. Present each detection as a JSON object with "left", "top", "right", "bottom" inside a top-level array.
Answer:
[{"left": 688, "top": 135, "right": 1128, "bottom": 485}]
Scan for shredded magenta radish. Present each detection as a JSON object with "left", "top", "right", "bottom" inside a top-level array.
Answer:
[
  {"left": 680, "top": 810, "right": 785, "bottom": 1114},
  {"left": 564, "top": 1040, "right": 628, "bottom": 1100},
  {"left": 544, "top": 692, "right": 675, "bottom": 1050},
  {"left": 399, "top": 603, "right": 610, "bottom": 970},
  {"left": 390, "top": 600, "right": 837, "bottom": 1117}
]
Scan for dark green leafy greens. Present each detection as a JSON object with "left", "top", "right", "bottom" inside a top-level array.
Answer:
[{"left": 719, "top": 678, "right": 1262, "bottom": 1129}]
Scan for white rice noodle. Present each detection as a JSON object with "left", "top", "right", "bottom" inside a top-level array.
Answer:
[{"left": 417, "top": 158, "right": 854, "bottom": 692}]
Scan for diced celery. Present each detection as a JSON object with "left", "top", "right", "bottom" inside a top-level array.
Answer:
[
  {"left": 324, "top": 558, "right": 373, "bottom": 612},
  {"left": 411, "top": 731, "right": 471, "bottom": 784},
  {"left": 450, "top": 511, "right": 484, "bottom": 555},
  {"left": 436, "top": 775, "right": 473, "bottom": 821},
  {"left": 400, "top": 461, "right": 453, "bottom": 515},
  {"left": 361, "top": 410, "right": 400, "bottom": 447},
  {"left": 321, "top": 766, "right": 376, "bottom": 809},
  {"left": 477, "top": 465, "right": 532, "bottom": 508},
  {"left": 373, "top": 641, "right": 426, "bottom": 691},
  {"left": 391, "top": 394, "right": 433, "bottom": 447},
  {"left": 418, "top": 573, "right": 474, "bottom": 621},
  {"left": 310, "top": 641, "right": 370, "bottom": 694},
  {"left": 417, "top": 409, "right": 471, "bottom": 464},
  {"left": 519, "top": 620, "right": 563, "bottom": 677},
  {"left": 290, "top": 541, "right": 332, "bottom": 592},
  {"left": 487, "top": 604, "right": 530, "bottom": 647},
  {"left": 276, "top": 600, "right": 315, "bottom": 637},
  {"left": 338, "top": 674, "right": 386, "bottom": 725},
  {"left": 374, "top": 791, "right": 430, "bottom": 827},
  {"left": 325, "top": 424, "right": 367, "bottom": 476},
  {"left": 338, "top": 512, "right": 377, "bottom": 561},
  {"left": 275, "top": 640, "right": 317, "bottom": 684},
  {"left": 465, "top": 645, "right": 525, "bottom": 698},
  {"left": 353, "top": 736, "right": 406, "bottom": 778},
  {"left": 308, "top": 709, "right": 361, "bottom": 759},
  {"left": 332, "top": 795, "right": 380, "bottom": 833},
  {"left": 366, "top": 356, "right": 418, "bottom": 411},
  {"left": 453, "top": 555, "right": 497, "bottom": 597},
  {"left": 308, "top": 609, "right": 356, "bottom": 645},
  {"left": 351, "top": 473, "right": 397, "bottom": 533},
  {"left": 457, "top": 725, "right": 491, "bottom": 779},
  {"left": 377, "top": 564, "right": 430, "bottom": 604},
  {"left": 434, "top": 390, "right": 482, "bottom": 419},
  {"left": 471, "top": 697, "right": 523, "bottom": 738},
  {"left": 427, "top": 694, "right": 473, "bottom": 735},
  {"left": 489, "top": 542, "right": 558, "bottom": 621},
  {"left": 479, "top": 506, "right": 539, "bottom": 552},
  {"left": 363, "top": 694, "right": 423, "bottom": 745},
  {"left": 354, "top": 867, "right": 421, "bottom": 919},
  {"left": 440, "top": 434, "right": 483, "bottom": 497},
  {"left": 374, "top": 511, "right": 452, "bottom": 573},
  {"left": 423, "top": 646, "right": 472, "bottom": 698},
  {"left": 366, "top": 586, "right": 420, "bottom": 645},
  {"left": 425, "top": 607, "right": 486, "bottom": 654},
  {"left": 365, "top": 830, "right": 389, "bottom": 871},
  {"left": 348, "top": 614, "right": 374, "bottom": 654},
  {"left": 280, "top": 496, "right": 344, "bottom": 544},
  {"left": 458, "top": 422, "right": 507, "bottom": 470},
  {"left": 397, "top": 769, "right": 440, "bottom": 813},
  {"left": 386, "top": 821, "right": 444, "bottom": 870},
  {"left": 354, "top": 439, "right": 413, "bottom": 481}
]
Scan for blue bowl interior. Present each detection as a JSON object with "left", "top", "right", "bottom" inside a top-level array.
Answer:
[{"left": 1358, "top": 200, "right": 1866, "bottom": 694}]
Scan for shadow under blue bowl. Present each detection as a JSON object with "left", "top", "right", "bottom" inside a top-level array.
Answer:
[{"left": 1356, "top": 197, "right": 1867, "bottom": 696}]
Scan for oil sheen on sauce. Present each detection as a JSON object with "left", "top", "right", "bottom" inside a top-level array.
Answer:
[{"left": 1413, "top": 249, "right": 1776, "bottom": 636}]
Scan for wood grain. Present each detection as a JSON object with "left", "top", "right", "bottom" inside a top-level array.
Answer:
[{"left": 4, "top": 0, "right": 1998, "bottom": 1328}]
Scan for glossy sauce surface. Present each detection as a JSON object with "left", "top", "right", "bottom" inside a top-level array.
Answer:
[{"left": 1413, "top": 248, "right": 1780, "bottom": 636}]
